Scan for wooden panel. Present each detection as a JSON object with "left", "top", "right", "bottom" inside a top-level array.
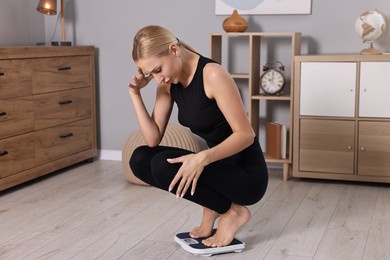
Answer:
[
  {"left": 0, "top": 59, "right": 32, "bottom": 99},
  {"left": 0, "top": 133, "right": 35, "bottom": 178},
  {"left": 32, "top": 56, "right": 90, "bottom": 94},
  {"left": 299, "top": 119, "right": 355, "bottom": 174},
  {"left": 0, "top": 96, "right": 34, "bottom": 138},
  {"left": 33, "top": 87, "right": 91, "bottom": 130},
  {"left": 0, "top": 46, "right": 95, "bottom": 59},
  {"left": 358, "top": 121, "right": 390, "bottom": 177},
  {"left": 35, "top": 119, "right": 92, "bottom": 166}
]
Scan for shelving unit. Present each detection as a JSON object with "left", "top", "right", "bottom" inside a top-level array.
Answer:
[
  {"left": 293, "top": 54, "right": 390, "bottom": 183},
  {"left": 210, "top": 32, "right": 301, "bottom": 180}
]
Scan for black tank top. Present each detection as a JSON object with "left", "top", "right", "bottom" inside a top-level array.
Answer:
[{"left": 170, "top": 56, "right": 232, "bottom": 148}]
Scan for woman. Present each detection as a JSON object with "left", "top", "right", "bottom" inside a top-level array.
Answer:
[{"left": 128, "top": 25, "right": 268, "bottom": 248}]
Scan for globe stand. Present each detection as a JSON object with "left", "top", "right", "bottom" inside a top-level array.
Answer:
[{"left": 360, "top": 42, "right": 383, "bottom": 55}]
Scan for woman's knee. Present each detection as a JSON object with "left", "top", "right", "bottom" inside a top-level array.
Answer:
[
  {"left": 129, "top": 145, "right": 152, "bottom": 178},
  {"left": 150, "top": 153, "right": 179, "bottom": 187}
]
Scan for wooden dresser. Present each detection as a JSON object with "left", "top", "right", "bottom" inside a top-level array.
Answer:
[{"left": 0, "top": 46, "right": 97, "bottom": 191}]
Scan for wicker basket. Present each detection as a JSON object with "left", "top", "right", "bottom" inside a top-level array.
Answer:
[{"left": 122, "top": 124, "right": 201, "bottom": 185}]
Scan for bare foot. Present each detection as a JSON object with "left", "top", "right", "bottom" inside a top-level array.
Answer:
[
  {"left": 202, "top": 203, "right": 251, "bottom": 247},
  {"left": 190, "top": 207, "right": 219, "bottom": 239}
]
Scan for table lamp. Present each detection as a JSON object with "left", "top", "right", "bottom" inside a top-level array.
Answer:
[{"left": 37, "top": 0, "right": 72, "bottom": 46}]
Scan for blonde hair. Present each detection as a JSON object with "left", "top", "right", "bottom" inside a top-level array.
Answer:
[{"left": 132, "top": 25, "right": 197, "bottom": 62}]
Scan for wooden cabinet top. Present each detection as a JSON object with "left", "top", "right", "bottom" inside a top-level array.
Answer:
[
  {"left": 0, "top": 46, "right": 95, "bottom": 59},
  {"left": 295, "top": 54, "right": 390, "bottom": 62},
  {"left": 210, "top": 32, "right": 301, "bottom": 37}
]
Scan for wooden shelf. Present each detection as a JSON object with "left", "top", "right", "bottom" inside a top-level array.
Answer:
[
  {"left": 210, "top": 32, "right": 301, "bottom": 181},
  {"left": 251, "top": 95, "right": 291, "bottom": 101},
  {"left": 231, "top": 73, "right": 250, "bottom": 79}
]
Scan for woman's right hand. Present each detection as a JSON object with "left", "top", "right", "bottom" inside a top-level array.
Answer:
[{"left": 128, "top": 67, "right": 154, "bottom": 94}]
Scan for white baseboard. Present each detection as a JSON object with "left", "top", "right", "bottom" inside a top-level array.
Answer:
[
  {"left": 98, "top": 150, "right": 122, "bottom": 161},
  {"left": 97, "top": 150, "right": 283, "bottom": 170}
]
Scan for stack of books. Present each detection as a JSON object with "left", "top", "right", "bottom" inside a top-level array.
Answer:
[{"left": 266, "top": 122, "right": 287, "bottom": 159}]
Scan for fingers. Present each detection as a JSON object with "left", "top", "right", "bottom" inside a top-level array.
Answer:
[
  {"left": 128, "top": 67, "right": 153, "bottom": 90},
  {"left": 167, "top": 155, "right": 202, "bottom": 198},
  {"left": 168, "top": 173, "right": 181, "bottom": 194},
  {"left": 169, "top": 171, "right": 198, "bottom": 198},
  {"left": 168, "top": 167, "right": 198, "bottom": 198},
  {"left": 191, "top": 177, "right": 198, "bottom": 196}
]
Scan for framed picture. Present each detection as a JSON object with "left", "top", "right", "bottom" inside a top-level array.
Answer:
[{"left": 215, "top": 0, "right": 312, "bottom": 15}]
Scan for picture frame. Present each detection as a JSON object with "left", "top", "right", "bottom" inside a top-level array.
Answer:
[{"left": 215, "top": 0, "right": 312, "bottom": 15}]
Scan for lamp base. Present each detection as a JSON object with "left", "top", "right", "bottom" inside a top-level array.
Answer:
[{"left": 51, "top": 41, "right": 72, "bottom": 46}]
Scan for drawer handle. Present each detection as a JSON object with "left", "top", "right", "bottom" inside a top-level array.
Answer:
[
  {"left": 0, "top": 72, "right": 4, "bottom": 76},
  {"left": 0, "top": 111, "right": 7, "bottom": 117},
  {"left": 0, "top": 151, "right": 8, "bottom": 157},
  {"left": 58, "top": 67, "right": 72, "bottom": 71},
  {"left": 59, "top": 100, "right": 73, "bottom": 105},
  {"left": 60, "top": 133, "right": 74, "bottom": 139}
]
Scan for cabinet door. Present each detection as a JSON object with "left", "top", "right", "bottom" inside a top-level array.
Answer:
[
  {"left": 35, "top": 119, "right": 92, "bottom": 166},
  {"left": 299, "top": 119, "right": 355, "bottom": 174},
  {"left": 0, "top": 133, "right": 35, "bottom": 178},
  {"left": 358, "top": 121, "right": 390, "bottom": 177},
  {"left": 300, "top": 62, "right": 356, "bottom": 117},
  {"left": 32, "top": 56, "right": 90, "bottom": 94},
  {"left": 0, "top": 97, "right": 34, "bottom": 138},
  {"left": 33, "top": 87, "right": 91, "bottom": 130},
  {"left": 0, "top": 59, "right": 33, "bottom": 99},
  {"left": 359, "top": 62, "right": 390, "bottom": 118}
]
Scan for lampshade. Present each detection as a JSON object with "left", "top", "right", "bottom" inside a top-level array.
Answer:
[
  {"left": 36, "top": 0, "right": 71, "bottom": 46},
  {"left": 36, "top": 0, "right": 57, "bottom": 15}
]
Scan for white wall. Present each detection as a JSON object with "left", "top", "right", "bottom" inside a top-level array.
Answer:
[{"left": 3, "top": 0, "right": 390, "bottom": 155}]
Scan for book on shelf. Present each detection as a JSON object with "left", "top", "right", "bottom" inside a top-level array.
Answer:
[{"left": 266, "top": 122, "right": 287, "bottom": 159}]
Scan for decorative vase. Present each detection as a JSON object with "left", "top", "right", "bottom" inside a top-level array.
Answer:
[{"left": 223, "top": 9, "right": 248, "bottom": 33}]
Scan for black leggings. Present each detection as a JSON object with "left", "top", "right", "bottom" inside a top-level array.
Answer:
[{"left": 129, "top": 139, "right": 268, "bottom": 214}]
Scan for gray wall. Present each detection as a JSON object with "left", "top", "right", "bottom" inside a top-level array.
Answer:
[
  {"left": 0, "top": 0, "right": 45, "bottom": 45},
  {"left": 2, "top": 0, "right": 390, "bottom": 155}
]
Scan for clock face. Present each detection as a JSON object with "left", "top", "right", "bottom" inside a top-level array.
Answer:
[{"left": 260, "top": 69, "right": 285, "bottom": 95}]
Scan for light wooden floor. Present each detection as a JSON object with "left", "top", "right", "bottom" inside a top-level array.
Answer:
[{"left": 1, "top": 160, "right": 390, "bottom": 260}]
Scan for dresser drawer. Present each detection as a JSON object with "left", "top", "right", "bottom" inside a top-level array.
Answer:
[
  {"left": 34, "top": 87, "right": 91, "bottom": 130},
  {"left": 32, "top": 56, "right": 90, "bottom": 94},
  {"left": 0, "top": 59, "right": 33, "bottom": 99},
  {"left": 35, "top": 119, "right": 92, "bottom": 165},
  {"left": 0, "top": 97, "right": 34, "bottom": 138},
  {"left": 0, "top": 133, "right": 35, "bottom": 178}
]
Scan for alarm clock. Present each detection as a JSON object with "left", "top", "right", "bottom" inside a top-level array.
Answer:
[{"left": 260, "top": 61, "right": 286, "bottom": 95}]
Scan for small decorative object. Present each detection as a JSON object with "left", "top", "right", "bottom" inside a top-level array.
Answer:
[
  {"left": 223, "top": 9, "right": 248, "bottom": 33},
  {"left": 355, "top": 9, "right": 388, "bottom": 55},
  {"left": 260, "top": 61, "right": 286, "bottom": 95}
]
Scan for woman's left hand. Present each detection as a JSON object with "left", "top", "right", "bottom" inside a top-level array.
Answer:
[{"left": 167, "top": 153, "right": 206, "bottom": 198}]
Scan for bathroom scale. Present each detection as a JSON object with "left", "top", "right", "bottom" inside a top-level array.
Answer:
[{"left": 174, "top": 229, "right": 245, "bottom": 256}]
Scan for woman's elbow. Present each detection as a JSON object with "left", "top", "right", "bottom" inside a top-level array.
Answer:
[
  {"left": 145, "top": 140, "right": 160, "bottom": 147},
  {"left": 246, "top": 131, "right": 256, "bottom": 146}
]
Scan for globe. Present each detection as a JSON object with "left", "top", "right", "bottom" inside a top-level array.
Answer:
[{"left": 355, "top": 9, "right": 388, "bottom": 54}]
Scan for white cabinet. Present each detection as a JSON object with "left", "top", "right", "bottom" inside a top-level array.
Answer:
[
  {"left": 300, "top": 62, "right": 356, "bottom": 117},
  {"left": 293, "top": 55, "right": 390, "bottom": 183},
  {"left": 359, "top": 62, "right": 390, "bottom": 118}
]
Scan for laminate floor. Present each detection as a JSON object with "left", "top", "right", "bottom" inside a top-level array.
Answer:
[{"left": 1, "top": 160, "right": 389, "bottom": 260}]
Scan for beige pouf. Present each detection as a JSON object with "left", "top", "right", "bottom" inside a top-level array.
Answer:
[{"left": 122, "top": 124, "right": 201, "bottom": 185}]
